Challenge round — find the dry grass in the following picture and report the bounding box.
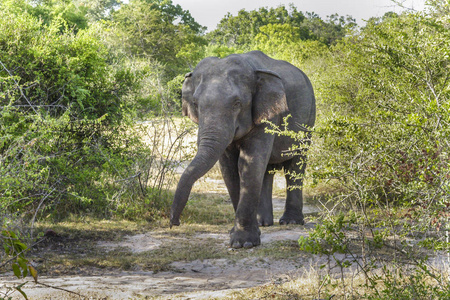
[228,264,450,300]
[32,220,304,275]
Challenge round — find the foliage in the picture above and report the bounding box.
[298,212,358,255]
[0,226,38,300]
[208,4,356,49]
[111,0,207,77]
[254,24,329,65]
[0,0,90,31]
[303,12,357,45]
[0,8,133,122]
[311,8,450,224]
[207,4,307,48]
[0,0,193,224]
[0,4,127,219]
[295,2,450,298]
[427,0,450,22]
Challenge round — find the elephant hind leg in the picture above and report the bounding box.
[279,155,307,225]
[257,169,274,226]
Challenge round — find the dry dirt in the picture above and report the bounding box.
[1,160,328,300]
[1,222,327,300]
[1,191,328,300]
[3,197,448,299]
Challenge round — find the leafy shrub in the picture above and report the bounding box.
[311,8,450,227]
[295,3,450,298]
[0,2,189,222]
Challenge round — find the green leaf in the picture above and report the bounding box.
[18,257,28,277]
[2,230,17,239]
[29,265,38,283]
[12,263,22,278]
[15,282,29,300]
[4,244,11,255]
[14,241,28,253]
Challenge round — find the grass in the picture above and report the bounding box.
[24,141,330,279]
[182,192,235,225]
[29,186,306,276]
[8,166,449,300]
[229,264,450,300]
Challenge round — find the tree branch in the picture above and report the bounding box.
[0,60,38,114]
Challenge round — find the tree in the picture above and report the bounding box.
[294,4,450,297]
[303,12,356,45]
[254,23,328,65]
[24,0,91,30]
[208,4,356,49]
[426,0,450,25]
[207,4,308,48]
[111,0,206,76]
[0,1,142,219]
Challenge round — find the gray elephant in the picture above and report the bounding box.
[170,50,316,249]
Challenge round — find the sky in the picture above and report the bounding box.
[171,0,426,31]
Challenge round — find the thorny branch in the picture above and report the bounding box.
[0,60,38,114]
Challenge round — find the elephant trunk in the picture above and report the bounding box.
[170,132,232,227]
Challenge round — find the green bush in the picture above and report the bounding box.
[311,8,450,222]
[0,2,179,221]
[295,3,450,298]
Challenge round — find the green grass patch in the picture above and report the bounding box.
[181,192,235,225]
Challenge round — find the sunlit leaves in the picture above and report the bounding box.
[1,230,35,281]
[207,4,355,50]
[302,8,450,279]
[111,0,206,76]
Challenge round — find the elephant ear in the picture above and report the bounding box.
[182,72,199,123]
[252,69,288,125]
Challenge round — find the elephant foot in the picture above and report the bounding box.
[257,214,274,227]
[230,226,261,249]
[279,213,305,225]
[169,217,180,228]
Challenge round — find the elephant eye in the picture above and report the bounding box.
[232,100,241,110]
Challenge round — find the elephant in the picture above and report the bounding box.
[170,50,316,249]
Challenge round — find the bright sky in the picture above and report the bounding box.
[171,0,426,31]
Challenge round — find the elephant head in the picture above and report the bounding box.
[170,55,288,227]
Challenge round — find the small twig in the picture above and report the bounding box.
[36,281,88,299]
[95,141,123,178]
[30,184,59,239]
[0,60,38,114]
[137,172,146,197]
[0,105,67,109]
[114,172,142,183]
[0,238,45,269]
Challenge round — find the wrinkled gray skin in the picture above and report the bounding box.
[170,51,316,249]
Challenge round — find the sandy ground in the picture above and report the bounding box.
[1,229,315,300]
[2,196,448,299]
[1,193,327,300]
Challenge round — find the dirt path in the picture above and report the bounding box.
[1,170,328,299]
[1,195,328,299]
[2,230,313,300]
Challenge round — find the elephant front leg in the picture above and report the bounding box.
[230,134,274,249]
[231,179,263,248]
[231,183,263,248]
